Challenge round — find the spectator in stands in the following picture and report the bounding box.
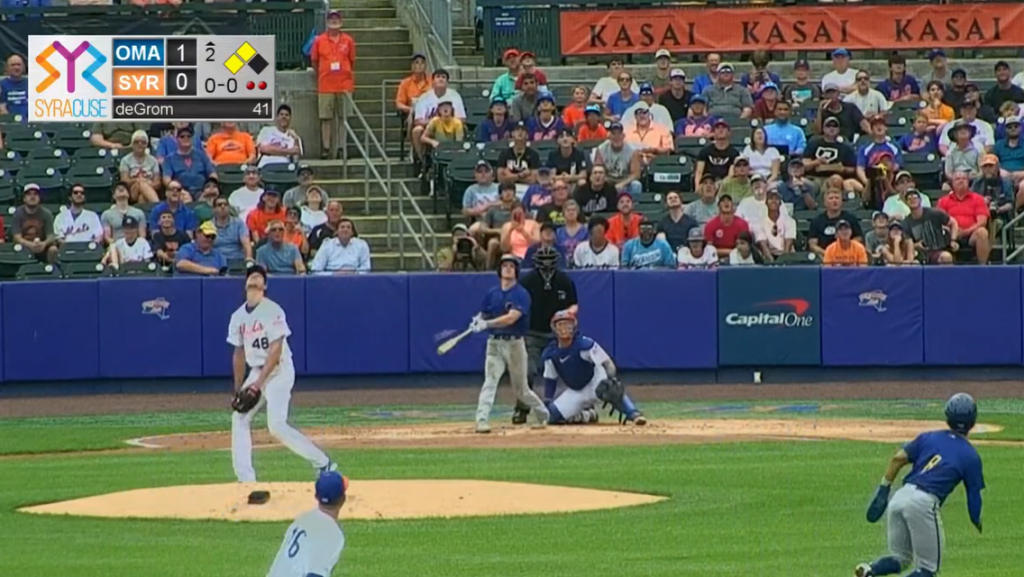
[310,9,356,160]
[606,193,641,248]
[527,94,563,141]
[556,200,588,257]
[102,182,146,243]
[547,129,590,187]
[534,181,569,226]
[939,100,995,156]
[685,175,720,225]
[573,164,617,214]
[438,223,487,272]
[162,126,217,198]
[994,116,1024,180]
[944,122,982,181]
[510,73,543,123]
[475,98,513,143]
[472,183,516,264]
[763,101,806,156]
[523,223,567,268]
[299,186,327,234]
[12,184,57,263]
[206,123,256,166]
[822,48,857,94]
[691,53,721,97]
[174,221,226,275]
[594,123,643,198]
[995,102,1021,140]
[308,200,344,256]
[590,59,637,104]
[900,189,953,263]
[658,69,692,125]
[741,51,781,96]
[695,120,740,183]
[145,182,194,237]
[489,49,521,103]
[516,52,548,92]
[808,189,864,257]
[823,220,868,266]
[751,82,780,122]
[702,63,752,119]
[283,165,314,209]
[90,122,149,150]
[674,95,716,137]
[754,189,796,262]
[985,61,1024,113]
[624,84,672,131]
[521,167,552,215]
[54,184,103,244]
[246,190,287,244]
[0,54,27,119]
[285,206,311,258]
[577,104,608,142]
[677,227,718,269]
[898,114,939,156]
[210,196,253,263]
[857,118,903,200]
[719,157,754,203]
[462,160,500,221]
[500,202,539,259]
[420,100,466,151]
[820,84,870,141]
[561,86,589,132]
[190,178,220,225]
[650,49,673,94]
[228,166,264,222]
[412,70,466,164]
[843,73,889,119]
[972,155,1015,218]
[119,130,161,203]
[154,123,209,163]
[782,59,821,106]
[881,222,917,265]
[655,191,697,253]
[621,218,674,269]
[735,174,784,224]
[704,195,748,258]
[728,231,760,266]
[396,53,430,144]
[605,73,640,122]
[573,215,619,269]
[877,54,921,102]
[777,158,818,210]
[937,171,990,263]
[967,85,999,124]
[942,69,969,112]
[310,218,371,273]
[740,127,781,183]
[256,105,303,168]
[923,82,955,128]
[864,211,891,263]
[498,121,541,191]
[883,172,931,220]
[102,215,152,270]
[255,220,306,275]
[151,210,191,266]
[803,116,859,193]
[926,50,950,85]
[624,104,673,166]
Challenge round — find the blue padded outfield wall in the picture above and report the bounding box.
[1,267,1023,382]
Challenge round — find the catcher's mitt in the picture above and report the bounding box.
[595,378,630,422]
[232,386,262,413]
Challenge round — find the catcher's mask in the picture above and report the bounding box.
[532,245,559,274]
[551,309,577,340]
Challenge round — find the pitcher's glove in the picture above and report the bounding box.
[232,385,262,413]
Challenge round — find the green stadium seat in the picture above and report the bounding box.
[0,151,23,175]
[15,167,65,199]
[58,241,105,264]
[530,139,558,157]
[905,158,942,189]
[62,262,111,279]
[26,148,72,173]
[446,154,485,212]
[54,126,95,152]
[0,244,38,278]
[903,150,939,164]
[774,251,819,266]
[433,141,477,167]
[71,147,120,172]
[16,262,61,281]
[0,169,14,200]
[481,140,511,164]
[217,164,246,188]
[261,163,300,189]
[226,259,253,276]
[4,126,52,155]
[675,136,708,159]
[118,261,163,277]
[65,165,115,200]
[647,155,694,193]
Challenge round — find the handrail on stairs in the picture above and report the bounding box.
[342,93,436,270]
[1001,209,1024,263]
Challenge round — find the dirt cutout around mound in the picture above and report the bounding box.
[130,418,1005,452]
[18,480,667,522]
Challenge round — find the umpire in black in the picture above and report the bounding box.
[511,246,578,424]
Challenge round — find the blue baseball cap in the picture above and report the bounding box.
[927,49,946,60]
[584,104,602,115]
[608,121,624,132]
[316,471,347,505]
[490,97,507,107]
[760,81,778,92]
[689,94,707,105]
[638,82,654,95]
[537,92,555,105]
[832,48,851,58]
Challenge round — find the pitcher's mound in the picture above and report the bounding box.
[19,480,666,522]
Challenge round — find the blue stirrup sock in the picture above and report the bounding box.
[547,403,565,425]
[870,556,905,576]
[621,394,638,417]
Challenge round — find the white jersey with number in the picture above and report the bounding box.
[226,297,294,369]
[266,508,345,577]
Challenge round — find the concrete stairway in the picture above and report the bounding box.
[452,26,483,68]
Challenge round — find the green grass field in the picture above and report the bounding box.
[1,398,1022,577]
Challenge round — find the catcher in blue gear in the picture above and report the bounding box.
[541,310,645,425]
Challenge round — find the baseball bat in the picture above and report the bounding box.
[437,327,474,355]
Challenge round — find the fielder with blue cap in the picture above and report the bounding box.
[853,393,985,577]
[266,471,349,577]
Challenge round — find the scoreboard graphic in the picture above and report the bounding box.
[28,35,276,122]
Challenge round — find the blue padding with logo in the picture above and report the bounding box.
[409,273,498,373]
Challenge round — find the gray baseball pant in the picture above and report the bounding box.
[476,337,548,425]
[887,484,944,573]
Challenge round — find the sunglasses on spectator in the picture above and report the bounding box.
[619,76,631,82]
[215,201,229,207]
[270,226,285,232]
[71,189,85,195]
[169,186,182,192]
[856,76,869,81]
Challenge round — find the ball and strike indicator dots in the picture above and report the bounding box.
[245,81,269,91]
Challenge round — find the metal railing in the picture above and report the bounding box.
[1001,211,1024,263]
[410,0,454,66]
[397,181,438,270]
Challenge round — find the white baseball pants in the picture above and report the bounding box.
[551,374,602,422]
[887,484,945,573]
[231,363,331,482]
[476,337,548,425]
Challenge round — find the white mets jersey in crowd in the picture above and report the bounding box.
[267,509,345,577]
[227,298,294,369]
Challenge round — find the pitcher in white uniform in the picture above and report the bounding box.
[228,265,335,483]
[267,471,347,577]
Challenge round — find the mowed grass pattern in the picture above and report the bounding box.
[1,400,1023,576]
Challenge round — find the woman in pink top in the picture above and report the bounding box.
[500,202,540,258]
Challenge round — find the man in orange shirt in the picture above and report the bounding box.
[823,220,869,266]
[395,53,430,157]
[311,10,357,159]
[606,192,642,247]
[937,170,991,263]
[205,122,256,166]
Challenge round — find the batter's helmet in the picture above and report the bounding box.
[532,246,559,270]
[945,393,977,435]
[498,254,521,277]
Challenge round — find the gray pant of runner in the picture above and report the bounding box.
[887,484,945,573]
[476,337,549,425]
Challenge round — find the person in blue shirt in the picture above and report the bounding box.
[174,221,228,275]
[527,93,564,141]
[149,181,198,234]
[897,114,939,156]
[605,74,639,121]
[691,53,721,96]
[993,116,1024,176]
[469,255,550,433]
[857,119,903,176]
[0,54,28,119]
[541,309,645,426]
[855,393,984,577]
[621,219,674,269]
[162,126,218,197]
[763,101,806,155]
[877,54,921,102]
[675,95,718,137]
[475,98,514,142]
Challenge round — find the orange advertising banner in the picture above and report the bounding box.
[559,3,1024,55]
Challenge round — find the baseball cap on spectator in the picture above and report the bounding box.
[905,189,921,199]
[521,51,536,61]
[716,63,734,74]
[537,166,553,176]
[327,10,342,18]
[981,154,999,167]
[475,159,492,171]
[537,93,555,105]
[869,115,886,125]
[788,158,804,168]
[964,84,980,96]
[197,221,218,237]
[872,211,888,222]
[832,48,851,58]
[655,48,671,59]
[823,116,841,127]
[502,48,520,60]
[952,68,967,79]
[928,49,946,61]
[513,120,528,131]
[836,219,852,230]
[823,83,840,94]
[584,104,602,117]
[733,157,749,166]
[633,102,651,115]
[452,223,469,234]
[260,189,280,201]
[1006,116,1022,126]
[895,170,913,182]
[608,121,624,132]
[123,215,140,228]
[638,82,654,95]
[718,194,734,204]
[767,189,781,199]
[432,69,449,80]
[888,221,904,232]
[713,118,730,129]
[687,228,705,243]
[689,94,708,105]
[670,68,686,80]
[297,164,313,176]
[794,59,810,70]
[177,125,194,137]
[760,81,778,92]
[750,173,765,183]
[617,191,632,201]
[699,173,716,184]
[22,183,40,194]
[490,97,507,108]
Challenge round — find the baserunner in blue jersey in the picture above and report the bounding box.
[854,393,985,577]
